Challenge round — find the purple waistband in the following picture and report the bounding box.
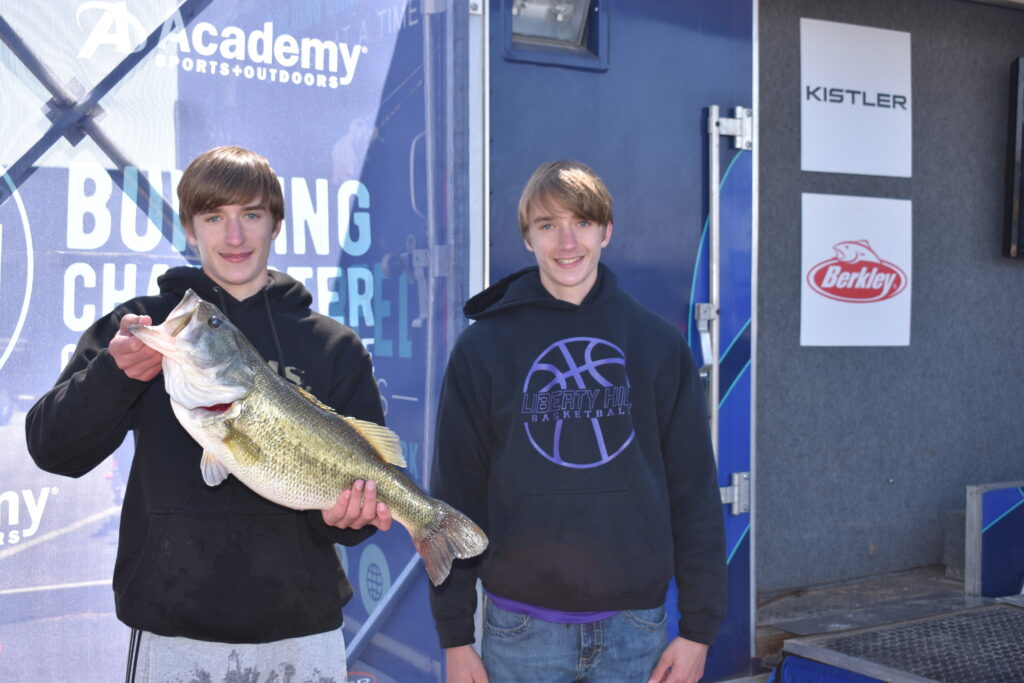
[486,591,619,624]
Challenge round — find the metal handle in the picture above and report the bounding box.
[703,105,724,461]
[703,105,753,464]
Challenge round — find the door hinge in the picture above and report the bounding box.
[712,107,753,151]
[720,471,750,515]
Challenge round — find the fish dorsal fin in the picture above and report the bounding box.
[201,451,231,486]
[292,384,337,413]
[289,383,406,468]
[344,416,407,468]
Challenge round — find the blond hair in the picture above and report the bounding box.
[517,160,613,238]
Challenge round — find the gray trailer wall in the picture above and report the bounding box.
[758,0,1024,593]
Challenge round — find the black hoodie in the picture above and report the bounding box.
[25,266,384,643]
[429,264,726,648]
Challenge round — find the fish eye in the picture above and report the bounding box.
[208,316,223,329]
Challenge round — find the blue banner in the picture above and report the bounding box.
[1,1,464,680]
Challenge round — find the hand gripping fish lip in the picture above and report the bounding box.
[127,289,203,354]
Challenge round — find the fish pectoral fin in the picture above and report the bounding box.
[343,417,406,468]
[200,451,231,486]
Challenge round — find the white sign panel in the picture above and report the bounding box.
[801,18,912,177]
[801,193,912,346]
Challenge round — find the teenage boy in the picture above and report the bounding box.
[429,160,726,683]
[26,146,391,681]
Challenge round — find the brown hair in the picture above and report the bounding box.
[177,146,284,227]
[517,160,613,238]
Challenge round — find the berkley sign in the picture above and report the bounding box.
[806,240,907,303]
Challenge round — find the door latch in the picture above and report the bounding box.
[720,471,750,515]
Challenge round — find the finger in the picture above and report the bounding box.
[118,314,140,335]
[322,489,350,526]
[120,314,154,339]
[124,359,160,381]
[343,480,367,527]
[359,480,379,522]
[374,502,392,531]
[647,658,670,683]
[123,346,163,373]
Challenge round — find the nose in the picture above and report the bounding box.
[224,214,245,246]
[557,224,578,248]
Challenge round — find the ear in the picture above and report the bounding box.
[184,223,197,246]
[272,220,283,240]
[523,234,534,252]
[600,221,613,247]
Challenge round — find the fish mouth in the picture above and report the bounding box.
[165,308,196,337]
[165,289,203,336]
[128,289,203,353]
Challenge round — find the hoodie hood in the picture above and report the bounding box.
[156,266,313,312]
[464,263,617,320]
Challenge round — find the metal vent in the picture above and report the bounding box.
[786,605,1024,682]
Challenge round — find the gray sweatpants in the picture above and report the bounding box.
[125,626,346,682]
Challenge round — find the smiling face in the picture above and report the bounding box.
[185,197,281,302]
[524,198,612,305]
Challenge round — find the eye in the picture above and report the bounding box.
[577,220,590,227]
[208,316,223,329]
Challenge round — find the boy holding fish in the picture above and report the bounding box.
[429,160,727,682]
[26,146,392,681]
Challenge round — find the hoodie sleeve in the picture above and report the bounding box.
[305,347,386,546]
[25,307,154,477]
[428,352,491,649]
[661,336,727,646]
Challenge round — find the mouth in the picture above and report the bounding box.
[555,256,584,266]
[220,251,252,263]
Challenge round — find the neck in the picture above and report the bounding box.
[205,271,268,301]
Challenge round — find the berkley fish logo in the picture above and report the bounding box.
[807,240,907,303]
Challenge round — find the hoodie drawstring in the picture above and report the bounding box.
[263,290,286,378]
[210,285,286,379]
[214,287,229,322]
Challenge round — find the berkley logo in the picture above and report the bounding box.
[807,240,907,303]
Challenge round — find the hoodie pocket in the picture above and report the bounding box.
[484,490,671,605]
[117,511,339,641]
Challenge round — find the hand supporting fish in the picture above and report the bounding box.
[322,478,393,532]
[129,289,488,586]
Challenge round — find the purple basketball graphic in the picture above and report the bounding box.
[521,337,634,469]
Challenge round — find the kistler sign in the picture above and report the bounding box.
[800,18,912,177]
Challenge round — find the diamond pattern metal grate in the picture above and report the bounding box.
[808,605,1024,682]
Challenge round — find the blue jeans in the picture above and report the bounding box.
[481,598,669,682]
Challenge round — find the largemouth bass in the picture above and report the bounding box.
[129,289,487,586]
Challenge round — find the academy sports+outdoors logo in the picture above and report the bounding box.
[75,1,367,89]
[521,337,634,470]
[806,240,907,303]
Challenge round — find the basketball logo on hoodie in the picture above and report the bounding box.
[521,337,634,469]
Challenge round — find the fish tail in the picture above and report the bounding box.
[413,502,488,587]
